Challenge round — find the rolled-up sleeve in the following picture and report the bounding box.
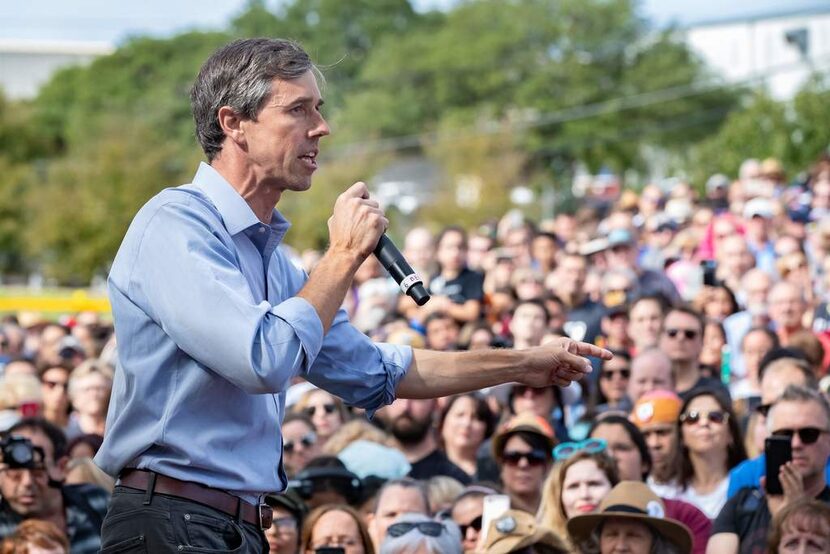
[304,309,412,416]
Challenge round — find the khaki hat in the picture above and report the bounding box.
[567,481,692,553]
[491,413,556,460]
[482,509,567,553]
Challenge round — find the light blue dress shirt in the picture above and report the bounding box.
[94,163,412,502]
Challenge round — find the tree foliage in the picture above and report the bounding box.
[2,0,820,283]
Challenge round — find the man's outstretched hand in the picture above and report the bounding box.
[521,338,613,388]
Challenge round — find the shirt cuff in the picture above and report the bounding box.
[271,296,324,370]
[364,342,412,419]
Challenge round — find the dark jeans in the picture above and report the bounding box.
[100,485,268,553]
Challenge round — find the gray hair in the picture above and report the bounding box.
[380,513,462,554]
[768,384,830,431]
[374,478,431,516]
[190,38,318,161]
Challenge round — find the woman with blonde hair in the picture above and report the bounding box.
[293,388,350,446]
[538,445,619,545]
[301,504,374,554]
[66,359,113,440]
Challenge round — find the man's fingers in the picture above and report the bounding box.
[558,350,593,375]
[570,341,613,360]
[343,181,369,199]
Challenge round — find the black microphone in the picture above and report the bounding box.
[374,234,430,306]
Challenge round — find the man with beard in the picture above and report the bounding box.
[375,398,470,484]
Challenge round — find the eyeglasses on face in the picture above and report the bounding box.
[304,403,337,418]
[601,368,631,380]
[772,427,829,445]
[458,515,482,537]
[283,432,316,454]
[271,516,297,531]
[665,328,698,340]
[501,449,549,467]
[679,410,728,426]
[387,521,446,539]
[552,438,607,461]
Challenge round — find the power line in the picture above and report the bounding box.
[323,54,830,160]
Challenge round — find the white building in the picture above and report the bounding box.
[683,5,830,99]
[0,39,113,99]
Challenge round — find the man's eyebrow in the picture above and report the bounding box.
[273,96,325,108]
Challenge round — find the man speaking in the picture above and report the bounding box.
[94,38,610,553]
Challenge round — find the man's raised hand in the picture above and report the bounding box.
[522,338,612,388]
[327,182,388,263]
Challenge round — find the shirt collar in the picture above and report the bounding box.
[191,162,291,240]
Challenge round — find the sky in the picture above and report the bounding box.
[0,0,828,44]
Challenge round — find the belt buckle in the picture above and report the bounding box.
[258,503,273,530]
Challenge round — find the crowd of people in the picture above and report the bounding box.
[1,153,830,553]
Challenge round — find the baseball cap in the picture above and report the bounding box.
[491,413,556,459]
[705,173,730,193]
[607,228,635,248]
[743,197,774,220]
[630,390,682,429]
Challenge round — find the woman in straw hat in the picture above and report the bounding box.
[567,481,693,554]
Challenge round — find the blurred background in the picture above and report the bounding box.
[1,0,829,293]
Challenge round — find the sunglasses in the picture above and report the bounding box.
[387,521,446,539]
[601,368,630,380]
[304,403,337,418]
[458,515,482,537]
[284,432,316,454]
[679,410,728,426]
[552,438,607,461]
[772,427,829,445]
[501,449,549,467]
[665,328,698,340]
[755,403,773,417]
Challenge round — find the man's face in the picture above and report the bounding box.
[758,366,809,432]
[510,304,547,347]
[742,271,772,308]
[531,236,557,268]
[659,312,702,364]
[511,386,555,418]
[768,285,805,329]
[40,367,70,414]
[425,317,458,351]
[769,400,830,481]
[641,423,678,472]
[378,398,435,446]
[403,229,434,271]
[236,71,330,194]
[627,354,673,403]
[741,330,775,380]
[0,429,61,518]
[436,231,466,272]
[369,485,429,548]
[557,256,586,297]
[628,300,663,349]
[719,236,754,278]
[605,243,636,270]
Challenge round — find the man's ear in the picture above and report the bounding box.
[54,455,69,480]
[217,106,246,147]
